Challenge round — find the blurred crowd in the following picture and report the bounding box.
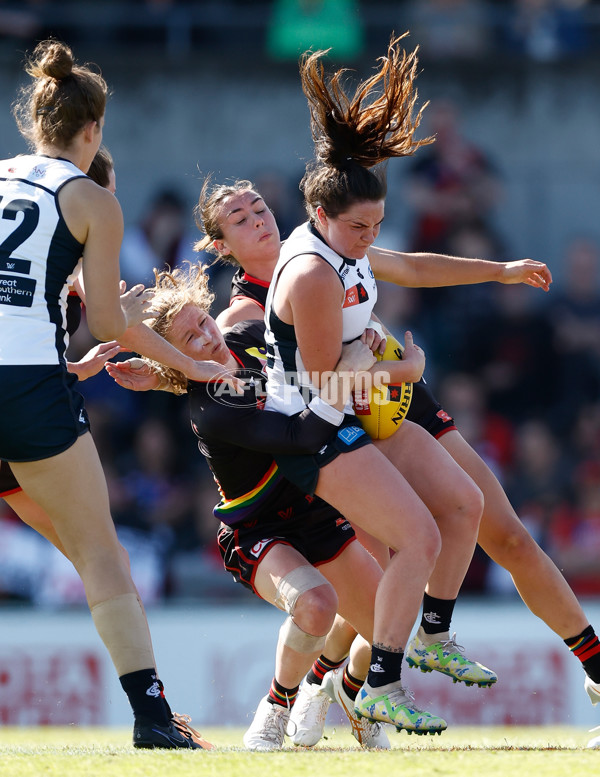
[2,2,600,606]
[1,1,600,63]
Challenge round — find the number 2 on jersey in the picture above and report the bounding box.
[0,196,39,274]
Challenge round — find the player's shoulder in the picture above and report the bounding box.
[217,297,264,329]
[225,319,266,348]
[60,177,122,238]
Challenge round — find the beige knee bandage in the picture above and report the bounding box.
[274,565,328,615]
[279,616,327,654]
[90,592,155,676]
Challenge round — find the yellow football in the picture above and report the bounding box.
[352,333,413,439]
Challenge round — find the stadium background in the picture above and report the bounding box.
[1,0,600,728]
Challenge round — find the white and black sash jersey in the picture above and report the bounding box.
[0,155,87,365]
[229,267,269,312]
[229,235,457,440]
[0,286,83,491]
[187,319,344,526]
[264,221,377,417]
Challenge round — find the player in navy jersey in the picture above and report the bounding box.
[0,40,213,750]
[1,147,236,554]
[0,145,126,549]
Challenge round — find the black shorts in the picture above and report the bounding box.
[0,365,90,462]
[406,379,456,439]
[217,500,356,596]
[0,460,21,497]
[274,414,372,495]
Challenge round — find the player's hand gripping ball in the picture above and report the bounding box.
[352,333,413,439]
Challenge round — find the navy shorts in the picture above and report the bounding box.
[406,379,456,439]
[0,365,90,462]
[217,499,356,596]
[0,460,21,497]
[274,413,372,495]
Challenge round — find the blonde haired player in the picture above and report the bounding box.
[192,161,599,745]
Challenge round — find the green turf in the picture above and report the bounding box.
[0,726,596,777]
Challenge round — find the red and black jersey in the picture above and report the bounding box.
[187,320,339,527]
[229,267,269,312]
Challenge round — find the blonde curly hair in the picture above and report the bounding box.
[143,262,215,394]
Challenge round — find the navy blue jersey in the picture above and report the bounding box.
[0,155,85,365]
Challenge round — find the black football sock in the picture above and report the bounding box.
[268,677,299,708]
[342,667,363,701]
[366,645,404,688]
[420,593,456,636]
[565,625,600,683]
[306,654,347,686]
[120,668,170,724]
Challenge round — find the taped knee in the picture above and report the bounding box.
[274,565,329,616]
[279,616,327,654]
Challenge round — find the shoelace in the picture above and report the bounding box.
[439,633,465,653]
[362,718,385,738]
[261,704,291,744]
[172,712,215,750]
[386,685,414,706]
[385,685,431,716]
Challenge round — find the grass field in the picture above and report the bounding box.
[0,726,597,777]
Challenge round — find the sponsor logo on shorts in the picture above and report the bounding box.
[436,409,453,424]
[250,538,271,558]
[337,425,365,445]
[335,517,352,530]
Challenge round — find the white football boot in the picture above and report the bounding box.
[322,665,390,749]
[243,696,290,751]
[585,674,600,706]
[288,679,332,747]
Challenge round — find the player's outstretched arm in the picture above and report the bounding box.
[369,245,552,291]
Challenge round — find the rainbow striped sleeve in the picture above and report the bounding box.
[214,461,283,524]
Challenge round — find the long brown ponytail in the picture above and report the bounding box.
[299,33,434,220]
